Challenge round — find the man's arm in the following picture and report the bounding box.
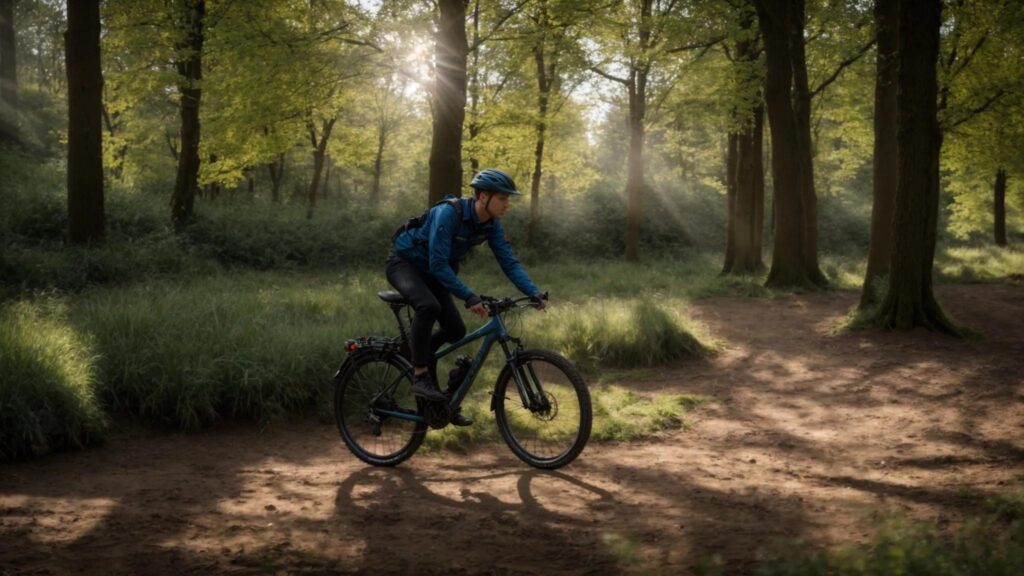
[427,205,479,305]
[487,219,541,297]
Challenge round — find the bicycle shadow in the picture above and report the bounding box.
[331,464,622,574]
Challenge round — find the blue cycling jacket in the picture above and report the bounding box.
[393,196,540,304]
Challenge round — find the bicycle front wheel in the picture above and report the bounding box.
[494,349,592,469]
[335,351,426,467]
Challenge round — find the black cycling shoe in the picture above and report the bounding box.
[411,373,447,402]
[450,407,474,427]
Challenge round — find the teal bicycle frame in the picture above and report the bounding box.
[371,308,540,424]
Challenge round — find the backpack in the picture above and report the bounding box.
[391,196,463,243]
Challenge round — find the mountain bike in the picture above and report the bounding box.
[333,291,591,470]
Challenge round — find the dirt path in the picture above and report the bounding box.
[2,283,1023,575]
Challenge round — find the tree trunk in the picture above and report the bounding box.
[528,11,556,249]
[752,104,765,265]
[994,167,1007,246]
[723,9,765,275]
[860,0,900,308]
[0,0,18,146]
[307,117,336,218]
[788,0,827,286]
[171,0,205,227]
[372,126,386,205]
[755,0,813,288]
[466,0,480,174]
[733,105,766,272]
[65,0,104,245]
[428,0,468,205]
[268,154,284,203]
[873,0,957,335]
[624,72,646,262]
[723,131,738,273]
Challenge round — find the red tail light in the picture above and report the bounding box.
[345,341,358,352]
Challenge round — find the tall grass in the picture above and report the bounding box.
[0,300,108,459]
[59,268,716,431]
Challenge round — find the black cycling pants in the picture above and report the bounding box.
[385,254,467,369]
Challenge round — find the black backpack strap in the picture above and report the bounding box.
[392,197,464,243]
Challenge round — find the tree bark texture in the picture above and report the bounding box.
[307,117,336,218]
[0,0,17,146]
[428,0,468,205]
[727,105,766,273]
[873,0,957,334]
[754,0,815,287]
[65,0,105,245]
[787,0,826,286]
[171,0,205,227]
[860,0,899,308]
[994,167,1007,246]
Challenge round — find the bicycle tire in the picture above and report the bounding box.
[335,351,426,467]
[494,349,592,469]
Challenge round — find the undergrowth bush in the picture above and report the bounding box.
[0,300,108,460]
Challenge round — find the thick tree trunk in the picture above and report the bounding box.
[755,0,813,288]
[723,10,765,275]
[733,105,766,272]
[307,117,336,218]
[65,0,104,245]
[873,0,957,335]
[860,0,900,308]
[624,73,646,262]
[788,0,827,286]
[171,0,205,227]
[0,0,18,146]
[428,0,468,205]
[994,168,1007,246]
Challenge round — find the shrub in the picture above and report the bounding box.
[521,299,716,373]
[0,300,108,460]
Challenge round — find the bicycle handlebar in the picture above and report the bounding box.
[481,291,548,315]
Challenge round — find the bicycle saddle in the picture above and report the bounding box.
[377,291,408,305]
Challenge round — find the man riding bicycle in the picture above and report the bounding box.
[386,168,546,427]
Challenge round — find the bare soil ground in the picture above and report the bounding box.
[2,283,1023,575]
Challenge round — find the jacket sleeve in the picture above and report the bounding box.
[427,205,476,302]
[488,219,540,296]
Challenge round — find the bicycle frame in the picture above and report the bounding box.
[371,311,521,424]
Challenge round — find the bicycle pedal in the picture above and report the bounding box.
[423,401,451,430]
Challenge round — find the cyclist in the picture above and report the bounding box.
[386,168,546,426]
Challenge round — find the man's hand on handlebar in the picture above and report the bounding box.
[530,291,548,312]
[469,302,488,318]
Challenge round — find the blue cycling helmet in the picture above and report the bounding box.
[470,168,521,195]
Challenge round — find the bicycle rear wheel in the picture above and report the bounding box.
[335,351,426,466]
[494,349,591,469]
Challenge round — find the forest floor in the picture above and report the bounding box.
[2,282,1023,575]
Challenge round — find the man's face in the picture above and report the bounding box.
[482,192,511,218]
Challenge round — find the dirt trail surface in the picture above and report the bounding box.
[3,283,1024,575]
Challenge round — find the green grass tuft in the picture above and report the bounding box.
[0,300,109,460]
[742,490,1024,576]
